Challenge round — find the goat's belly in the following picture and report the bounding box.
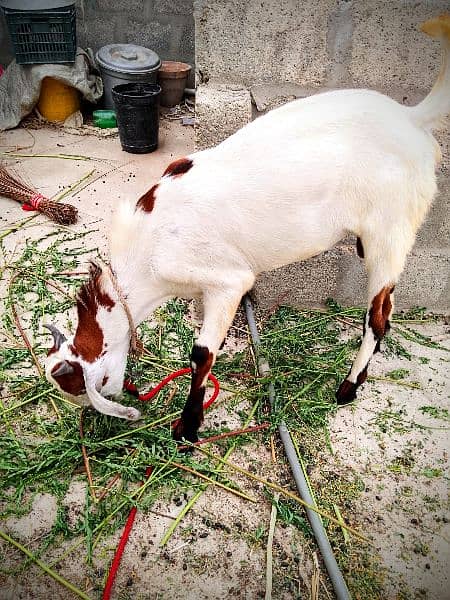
[230,216,346,274]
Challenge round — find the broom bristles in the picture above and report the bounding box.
[0,165,78,225]
[39,199,78,225]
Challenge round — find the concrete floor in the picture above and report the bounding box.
[0,120,194,256]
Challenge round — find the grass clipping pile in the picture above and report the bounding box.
[0,229,446,598]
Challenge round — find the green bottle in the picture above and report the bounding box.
[93,110,117,128]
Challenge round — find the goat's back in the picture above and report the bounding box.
[114,88,439,277]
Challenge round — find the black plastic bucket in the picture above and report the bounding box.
[111,82,161,153]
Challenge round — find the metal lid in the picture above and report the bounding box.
[96,44,161,75]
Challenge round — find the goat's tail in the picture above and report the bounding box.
[409,14,450,130]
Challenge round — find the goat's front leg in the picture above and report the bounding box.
[173,283,252,443]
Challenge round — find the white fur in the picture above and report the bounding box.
[46,18,449,418]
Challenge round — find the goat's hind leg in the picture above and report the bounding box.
[336,236,406,405]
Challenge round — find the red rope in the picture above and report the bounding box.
[102,465,153,600]
[102,368,220,600]
[22,193,45,212]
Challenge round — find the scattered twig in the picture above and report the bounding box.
[55,271,89,277]
[310,552,320,600]
[320,578,333,600]
[8,272,60,418]
[0,388,52,417]
[160,400,261,546]
[368,375,421,389]
[1,152,91,161]
[80,410,97,503]
[149,509,177,521]
[5,265,71,298]
[265,503,277,600]
[8,275,43,378]
[169,461,256,503]
[178,423,269,450]
[167,541,189,554]
[333,504,350,544]
[195,446,368,541]
[164,383,178,407]
[160,489,203,547]
[1,128,36,153]
[270,435,276,463]
[0,530,92,600]
[53,169,95,202]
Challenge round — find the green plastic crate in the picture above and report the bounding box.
[3,5,76,64]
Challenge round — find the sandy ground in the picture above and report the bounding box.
[0,121,449,600]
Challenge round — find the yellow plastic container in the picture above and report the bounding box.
[37,77,80,122]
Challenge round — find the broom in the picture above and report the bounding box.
[0,166,78,225]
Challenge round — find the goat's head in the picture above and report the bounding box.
[44,262,140,421]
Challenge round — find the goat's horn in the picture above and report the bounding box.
[44,324,67,350]
[51,361,74,378]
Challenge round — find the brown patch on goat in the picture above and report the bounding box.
[69,344,79,357]
[356,237,364,258]
[136,184,158,213]
[102,375,109,388]
[368,286,394,339]
[51,361,85,396]
[73,263,113,362]
[173,345,214,443]
[163,157,193,178]
[47,345,57,356]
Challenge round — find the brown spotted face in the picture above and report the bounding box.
[45,330,89,403]
[44,262,116,404]
[44,262,141,421]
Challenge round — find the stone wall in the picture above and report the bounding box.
[0,0,194,85]
[194,0,450,312]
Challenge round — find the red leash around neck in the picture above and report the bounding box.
[102,368,220,600]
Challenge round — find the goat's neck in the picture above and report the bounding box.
[102,262,170,347]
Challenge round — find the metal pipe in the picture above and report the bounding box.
[184,87,196,96]
[243,294,351,600]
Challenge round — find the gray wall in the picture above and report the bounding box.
[0,9,14,67]
[1,1,194,85]
[194,0,450,311]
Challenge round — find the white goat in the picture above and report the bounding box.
[45,15,450,442]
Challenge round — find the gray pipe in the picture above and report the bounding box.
[243,295,351,600]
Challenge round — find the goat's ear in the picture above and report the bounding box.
[51,361,74,378]
[44,324,67,350]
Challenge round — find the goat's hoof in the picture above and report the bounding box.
[336,380,358,405]
[172,419,199,446]
[126,407,141,421]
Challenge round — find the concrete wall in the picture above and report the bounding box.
[0,10,13,67]
[194,0,450,312]
[0,1,194,85]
